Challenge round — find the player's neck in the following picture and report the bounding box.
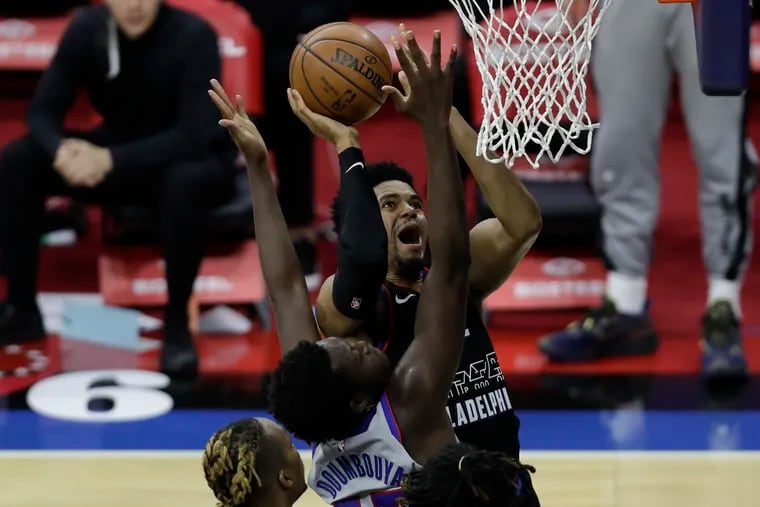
[253,489,292,507]
[386,271,423,290]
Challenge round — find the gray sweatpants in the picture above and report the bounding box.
[590,0,756,281]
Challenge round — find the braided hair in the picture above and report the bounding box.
[203,418,266,507]
[401,443,536,507]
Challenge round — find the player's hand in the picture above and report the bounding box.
[382,26,457,130]
[53,139,81,173]
[208,78,267,164]
[55,139,112,188]
[287,88,359,152]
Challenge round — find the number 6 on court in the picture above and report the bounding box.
[26,370,174,423]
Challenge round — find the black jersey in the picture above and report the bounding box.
[367,271,522,459]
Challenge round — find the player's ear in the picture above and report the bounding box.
[278,468,294,489]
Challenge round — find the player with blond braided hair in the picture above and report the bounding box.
[203,417,306,507]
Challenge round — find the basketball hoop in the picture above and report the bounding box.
[448,0,612,168]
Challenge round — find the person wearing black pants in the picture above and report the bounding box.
[236,0,351,285]
[0,1,237,377]
[261,43,319,279]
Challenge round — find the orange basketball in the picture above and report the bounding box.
[289,22,394,125]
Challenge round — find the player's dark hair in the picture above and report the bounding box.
[331,161,417,233]
[203,418,270,507]
[267,340,361,443]
[401,443,536,507]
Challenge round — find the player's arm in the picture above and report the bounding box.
[288,92,389,337]
[384,30,468,452]
[449,107,542,304]
[210,81,319,354]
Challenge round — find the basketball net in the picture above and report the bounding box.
[448,0,612,168]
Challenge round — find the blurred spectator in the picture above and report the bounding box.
[0,0,237,378]
[538,0,756,378]
[235,0,351,288]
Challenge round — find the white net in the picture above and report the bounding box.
[448,0,612,168]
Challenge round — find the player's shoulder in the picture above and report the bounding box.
[165,4,218,41]
[65,5,109,34]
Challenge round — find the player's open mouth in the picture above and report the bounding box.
[397,224,422,246]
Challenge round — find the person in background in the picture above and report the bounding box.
[235,0,351,288]
[0,0,237,378]
[540,0,756,378]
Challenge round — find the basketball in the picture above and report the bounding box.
[289,22,393,125]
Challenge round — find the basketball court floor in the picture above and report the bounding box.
[2,408,759,507]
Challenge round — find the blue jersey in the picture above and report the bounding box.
[309,393,420,506]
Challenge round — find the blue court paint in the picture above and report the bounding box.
[1,410,760,451]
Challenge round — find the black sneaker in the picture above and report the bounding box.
[0,302,46,346]
[160,326,199,380]
[701,300,747,379]
[538,298,659,362]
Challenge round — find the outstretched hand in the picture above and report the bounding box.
[382,25,457,129]
[208,78,267,164]
[287,88,359,151]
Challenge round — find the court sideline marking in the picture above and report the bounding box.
[1,450,759,460]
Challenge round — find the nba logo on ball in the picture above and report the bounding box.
[289,22,393,126]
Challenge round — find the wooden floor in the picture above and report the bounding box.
[1,452,757,507]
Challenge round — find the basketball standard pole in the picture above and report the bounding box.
[658,0,751,96]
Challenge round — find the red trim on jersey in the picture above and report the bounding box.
[384,394,404,444]
[333,487,404,507]
[369,487,404,507]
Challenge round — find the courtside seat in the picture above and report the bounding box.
[102,169,253,245]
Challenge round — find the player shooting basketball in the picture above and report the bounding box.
[208,27,534,507]
[286,23,542,503]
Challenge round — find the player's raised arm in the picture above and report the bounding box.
[448,107,542,304]
[209,80,319,353]
[287,91,388,337]
[383,29,469,448]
